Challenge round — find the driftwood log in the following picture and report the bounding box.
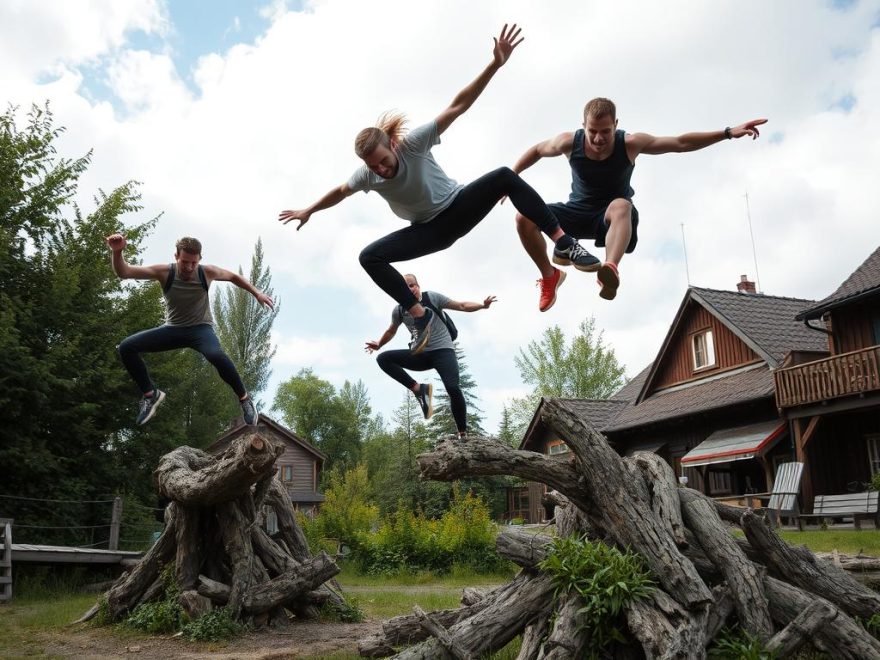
[78,433,345,629]
[360,399,880,658]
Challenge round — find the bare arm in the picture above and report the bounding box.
[278,183,354,231]
[627,118,768,158]
[444,295,497,313]
[512,132,575,174]
[105,234,168,282]
[203,264,275,310]
[365,322,401,354]
[435,24,524,135]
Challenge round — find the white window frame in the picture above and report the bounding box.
[548,442,569,455]
[692,330,716,371]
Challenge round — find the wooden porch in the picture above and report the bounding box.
[774,345,880,408]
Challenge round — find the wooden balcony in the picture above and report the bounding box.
[774,345,880,408]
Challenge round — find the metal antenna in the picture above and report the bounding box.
[744,191,762,293]
[680,223,691,286]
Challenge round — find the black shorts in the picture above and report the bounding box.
[548,201,639,253]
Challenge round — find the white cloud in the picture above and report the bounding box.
[4,0,879,433]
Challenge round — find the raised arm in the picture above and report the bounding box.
[627,118,768,158]
[513,132,575,174]
[278,183,354,231]
[203,264,275,310]
[434,23,524,136]
[445,295,497,313]
[105,234,168,282]
[365,321,401,354]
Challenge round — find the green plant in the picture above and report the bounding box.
[708,626,776,659]
[181,606,245,642]
[538,536,654,657]
[124,563,183,634]
[320,596,366,623]
[870,473,880,492]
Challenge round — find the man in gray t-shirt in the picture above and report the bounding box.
[365,273,496,438]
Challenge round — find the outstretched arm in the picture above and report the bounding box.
[434,23,524,136]
[628,118,768,158]
[365,322,401,354]
[278,183,354,231]
[445,295,497,313]
[105,234,168,282]
[204,264,275,310]
[513,132,575,174]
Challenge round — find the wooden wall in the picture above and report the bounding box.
[831,301,880,355]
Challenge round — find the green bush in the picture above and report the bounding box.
[124,564,183,634]
[538,536,655,657]
[181,606,245,642]
[304,463,379,552]
[708,627,776,659]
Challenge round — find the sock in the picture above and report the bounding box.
[554,235,575,250]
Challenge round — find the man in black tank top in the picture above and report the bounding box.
[106,234,274,427]
[511,97,766,307]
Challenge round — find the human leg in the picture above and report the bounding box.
[190,325,259,424]
[118,325,185,394]
[603,199,633,266]
[376,350,434,419]
[431,349,467,435]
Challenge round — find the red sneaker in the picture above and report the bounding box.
[537,268,566,312]
[597,262,620,300]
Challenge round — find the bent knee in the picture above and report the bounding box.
[607,198,633,219]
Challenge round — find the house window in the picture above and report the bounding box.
[692,330,716,370]
[548,441,569,455]
[282,465,293,482]
[871,311,880,345]
[867,434,880,476]
[708,470,733,495]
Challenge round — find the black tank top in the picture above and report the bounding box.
[567,128,635,209]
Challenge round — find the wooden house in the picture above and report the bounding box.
[210,415,326,515]
[509,276,829,523]
[772,246,880,509]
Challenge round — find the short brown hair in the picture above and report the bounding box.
[175,237,202,256]
[355,111,408,159]
[583,97,617,122]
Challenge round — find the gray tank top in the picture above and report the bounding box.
[162,264,213,326]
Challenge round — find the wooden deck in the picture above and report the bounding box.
[774,345,880,408]
[11,543,141,566]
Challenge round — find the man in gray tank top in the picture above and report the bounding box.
[106,234,274,426]
[511,97,766,307]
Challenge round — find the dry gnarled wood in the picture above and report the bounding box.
[80,434,346,633]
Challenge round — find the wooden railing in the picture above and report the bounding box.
[774,345,880,408]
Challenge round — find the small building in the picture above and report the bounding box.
[210,415,326,515]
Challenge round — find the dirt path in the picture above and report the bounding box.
[36,619,381,659]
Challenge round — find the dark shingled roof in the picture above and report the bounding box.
[690,288,826,366]
[518,397,629,449]
[606,364,775,432]
[796,245,880,320]
[611,365,651,403]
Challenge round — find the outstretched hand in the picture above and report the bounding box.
[105,233,127,251]
[278,209,311,230]
[730,118,768,140]
[492,23,524,68]
[483,295,497,308]
[365,340,380,354]
[256,292,275,311]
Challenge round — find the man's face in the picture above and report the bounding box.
[363,143,399,179]
[175,250,201,280]
[584,114,617,155]
[405,276,421,300]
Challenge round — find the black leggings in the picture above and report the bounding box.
[118,323,246,398]
[359,167,560,309]
[376,348,467,433]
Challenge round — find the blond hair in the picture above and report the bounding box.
[175,237,202,256]
[354,111,408,159]
[583,97,617,122]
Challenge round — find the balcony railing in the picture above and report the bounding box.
[774,345,880,408]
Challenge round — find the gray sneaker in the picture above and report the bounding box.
[241,396,259,426]
[553,239,601,272]
[136,390,166,425]
[410,308,434,355]
[414,383,433,420]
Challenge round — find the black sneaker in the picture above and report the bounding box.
[414,383,433,420]
[553,239,601,272]
[410,308,433,355]
[241,396,259,426]
[136,390,166,425]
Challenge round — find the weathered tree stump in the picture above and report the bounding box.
[79,433,345,630]
[362,399,880,658]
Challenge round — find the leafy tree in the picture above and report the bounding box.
[212,237,278,404]
[427,344,486,437]
[312,463,378,547]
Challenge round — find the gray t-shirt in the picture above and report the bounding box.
[392,291,455,352]
[163,264,213,327]
[347,121,463,224]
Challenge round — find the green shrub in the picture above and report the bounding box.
[124,564,183,634]
[181,606,245,642]
[708,627,776,659]
[870,473,880,492]
[320,596,366,623]
[538,536,655,657]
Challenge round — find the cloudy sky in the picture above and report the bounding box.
[3,0,878,433]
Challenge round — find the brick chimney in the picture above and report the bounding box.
[737,274,756,294]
